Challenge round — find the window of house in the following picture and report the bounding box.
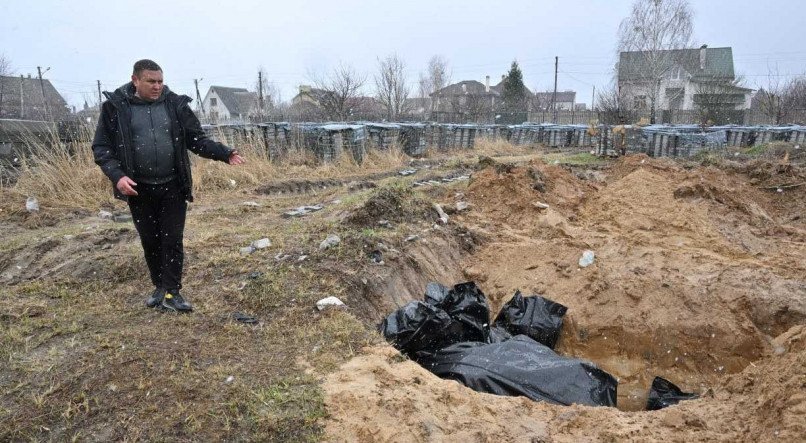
[669,67,683,81]
[210,97,217,106]
[633,95,647,110]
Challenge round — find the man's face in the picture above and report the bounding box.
[131,69,164,101]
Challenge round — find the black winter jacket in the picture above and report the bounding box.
[92,83,233,202]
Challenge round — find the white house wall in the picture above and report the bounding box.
[201,89,231,121]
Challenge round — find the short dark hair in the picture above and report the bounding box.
[133,59,162,77]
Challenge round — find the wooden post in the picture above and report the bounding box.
[19,75,24,119]
[194,79,205,114]
[552,56,558,123]
[37,66,51,121]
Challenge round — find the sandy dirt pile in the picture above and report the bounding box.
[324,326,803,442]
[324,154,805,440]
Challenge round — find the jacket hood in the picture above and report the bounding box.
[111,82,172,104]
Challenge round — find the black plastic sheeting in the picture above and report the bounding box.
[493,290,567,349]
[421,335,617,407]
[646,376,699,411]
[380,281,617,407]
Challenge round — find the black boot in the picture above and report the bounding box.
[146,287,166,308]
[161,291,193,313]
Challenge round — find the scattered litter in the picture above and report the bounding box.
[228,179,237,188]
[369,250,384,264]
[646,376,699,411]
[297,255,308,262]
[232,312,259,325]
[274,252,291,261]
[378,219,391,227]
[25,197,39,212]
[98,210,114,220]
[380,281,617,407]
[240,246,255,256]
[533,202,550,210]
[247,271,262,279]
[113,214,132,223]
[404,234,420,242]
[319,234,341,250]
[413,175,471,187]
[316,296,345,310]
[242,201,261,207]
[579,250,596,268]
[456,201,469,212]
[225,375,235,384]
[433,203,449,224]
[283,204,324,218]
[399,168,417,176]
[251,238,271,249]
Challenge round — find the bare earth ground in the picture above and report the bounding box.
[1,147,804,442]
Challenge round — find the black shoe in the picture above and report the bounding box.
[146,287,166,308]
[161,291,193,313]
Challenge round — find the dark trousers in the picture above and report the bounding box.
[127,179,187,292]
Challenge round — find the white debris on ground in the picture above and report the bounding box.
[316,296,346,310]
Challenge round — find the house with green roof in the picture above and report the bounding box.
[617,45,752,113]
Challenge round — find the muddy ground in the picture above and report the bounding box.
[1,150,804,441]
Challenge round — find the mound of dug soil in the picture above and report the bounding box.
[345,186,434,227]
[325,326,804,442]
[327,153,805,440]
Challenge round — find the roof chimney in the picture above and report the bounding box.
[485,75,490,93]
[700,44,707,70]
[501,74,506,82]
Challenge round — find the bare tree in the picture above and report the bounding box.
[595,83,635,125]
[427,56,449,93]
[617,0,694,123]
[418,55,450,116]
[374,53,411,121]
[692,74,748,126]
[311,63,367,121]
[756,67,806,124]
[0,54,10,117]
[0,54,9,76]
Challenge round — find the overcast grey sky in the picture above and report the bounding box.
[2,0,804,109]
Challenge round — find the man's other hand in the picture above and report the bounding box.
[228,150,245,166]
[116,176,139,196]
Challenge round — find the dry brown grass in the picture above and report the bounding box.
[1,130,412,213]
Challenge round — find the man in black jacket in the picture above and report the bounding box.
[92,59,244,313]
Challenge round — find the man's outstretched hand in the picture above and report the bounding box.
[228,150,245,165]
[116,176,138,196]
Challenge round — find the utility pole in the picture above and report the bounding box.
[37,66,51,121]
[97,80,103,105]
[19,75,24,119]
[257,70,265,118]
[591,86,595,111]
[194,78,205,114]
[552,56,558,123]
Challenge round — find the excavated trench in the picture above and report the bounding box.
[345,154,806,413]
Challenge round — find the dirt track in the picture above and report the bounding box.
[325,154,806,441]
